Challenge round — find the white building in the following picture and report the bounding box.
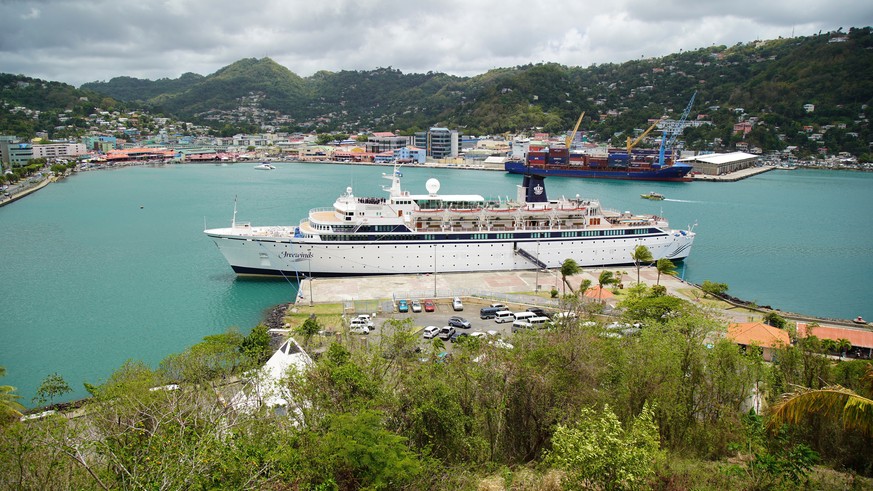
[32,142,87,159]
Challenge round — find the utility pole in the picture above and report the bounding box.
[308,247,314,307]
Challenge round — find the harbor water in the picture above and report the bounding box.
[1,163,871,405]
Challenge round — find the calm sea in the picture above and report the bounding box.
[1,163,871,405]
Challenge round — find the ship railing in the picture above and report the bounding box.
[309,207,335,215]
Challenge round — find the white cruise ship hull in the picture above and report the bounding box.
[205,228,694,277]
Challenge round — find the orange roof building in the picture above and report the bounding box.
[727,322,791,361]
[583,285,614,301]
[796,322,873,358]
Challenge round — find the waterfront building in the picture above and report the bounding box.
[393,146,426,163]
[32,142,87,160]
[678,151,758,176]
[0,136,34,167]
[414,127,461,159]
[365,132,411,154]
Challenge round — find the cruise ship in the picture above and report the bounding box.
[204,166,695,277]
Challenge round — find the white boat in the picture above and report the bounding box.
[204,165,696,277]
[254,163,276,170]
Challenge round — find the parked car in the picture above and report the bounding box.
[411,301,422,313]
[452,297,463,311]
[349,324,370,335]
[353,314,375,328]
[448,316,471,329]
[490,303,508,310]
[493,310,514,323]
[479,307,503,319]
[438,326,456,340]
[526,307,548,318]
[450,331,470,343]
[422,326,440,339]
[398,299,409,312]
[423,299,435,312]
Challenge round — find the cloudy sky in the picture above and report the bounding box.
[1,0,871,87]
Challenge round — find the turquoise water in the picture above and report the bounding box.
[1,163,871,405]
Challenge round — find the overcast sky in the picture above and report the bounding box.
[1,0,871,87]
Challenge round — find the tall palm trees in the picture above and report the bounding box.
[560,258,580,296]
[631,245,653,284]
[0,366,24,422]
[655,258,677,285]
[597,270,615,303]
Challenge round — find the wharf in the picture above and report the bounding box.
[297,266,872,330]
[692,166,775,182]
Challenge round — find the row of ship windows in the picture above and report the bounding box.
[320,228,659,241]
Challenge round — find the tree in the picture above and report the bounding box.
[296,316,321,348]
[768,385,873,436]
[598,270,615,302]
[762,311,787,329]
[560,258,580,296]
[701,280,729,298]
[655,258,677,285]
[547,403,662,490]
[0,366,25,422]
[33,373,72,407]
[631,245,653,284]
[240,323,272,366]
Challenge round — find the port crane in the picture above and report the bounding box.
[564,111,585,148]
[658,91,697,165]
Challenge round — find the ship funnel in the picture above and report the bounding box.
[524,174,548,203]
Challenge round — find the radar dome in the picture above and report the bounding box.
[425,178,440,194]
[346,186,353,195]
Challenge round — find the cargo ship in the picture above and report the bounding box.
[505,146,693,182]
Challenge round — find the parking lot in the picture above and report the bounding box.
[360,297,530,353]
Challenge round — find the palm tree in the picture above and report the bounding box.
[597,270,615,303]
[836,339,852,358]
[768,385,873,436]
[560,258,580,296]
[631,245,653,284]
[655,258,677,285]
[0,366,25,422]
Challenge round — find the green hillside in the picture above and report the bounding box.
[0,74,123,139]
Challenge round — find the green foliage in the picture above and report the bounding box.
[305,410,420,490]
[728,411,819,490]
[701,280,729,298]
[655,258,677,285]
[158,328,245,384]
[559,258,580,296]
[547,403,663,490]
[550,288,559,298]
[762,311,787,329]
[631,245,653,284]
[296,315,322,348]
[32,372,72,407]
[240,323,273,365]
[619,288,690,323]
[0,366,25,423]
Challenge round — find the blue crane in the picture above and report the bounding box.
[658,91,697,166]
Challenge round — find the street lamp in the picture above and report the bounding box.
[308,246,314,307]
[535,240,540,291]
[433,244,437,297]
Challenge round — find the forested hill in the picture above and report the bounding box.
[77,28,872,156]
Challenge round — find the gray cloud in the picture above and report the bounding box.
[0,0,870,86]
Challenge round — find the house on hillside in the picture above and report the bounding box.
[727,322,791,361]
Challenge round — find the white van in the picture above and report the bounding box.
[512,311,537,323]
[511,316,551,333]
[493,310,514,323]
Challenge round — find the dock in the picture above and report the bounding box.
[691,166,775,182]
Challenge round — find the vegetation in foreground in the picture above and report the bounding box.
[2,285,872,490]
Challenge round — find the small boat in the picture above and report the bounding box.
[254,163,276,170]
[853,316,867,325]
[641,192,665,200]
